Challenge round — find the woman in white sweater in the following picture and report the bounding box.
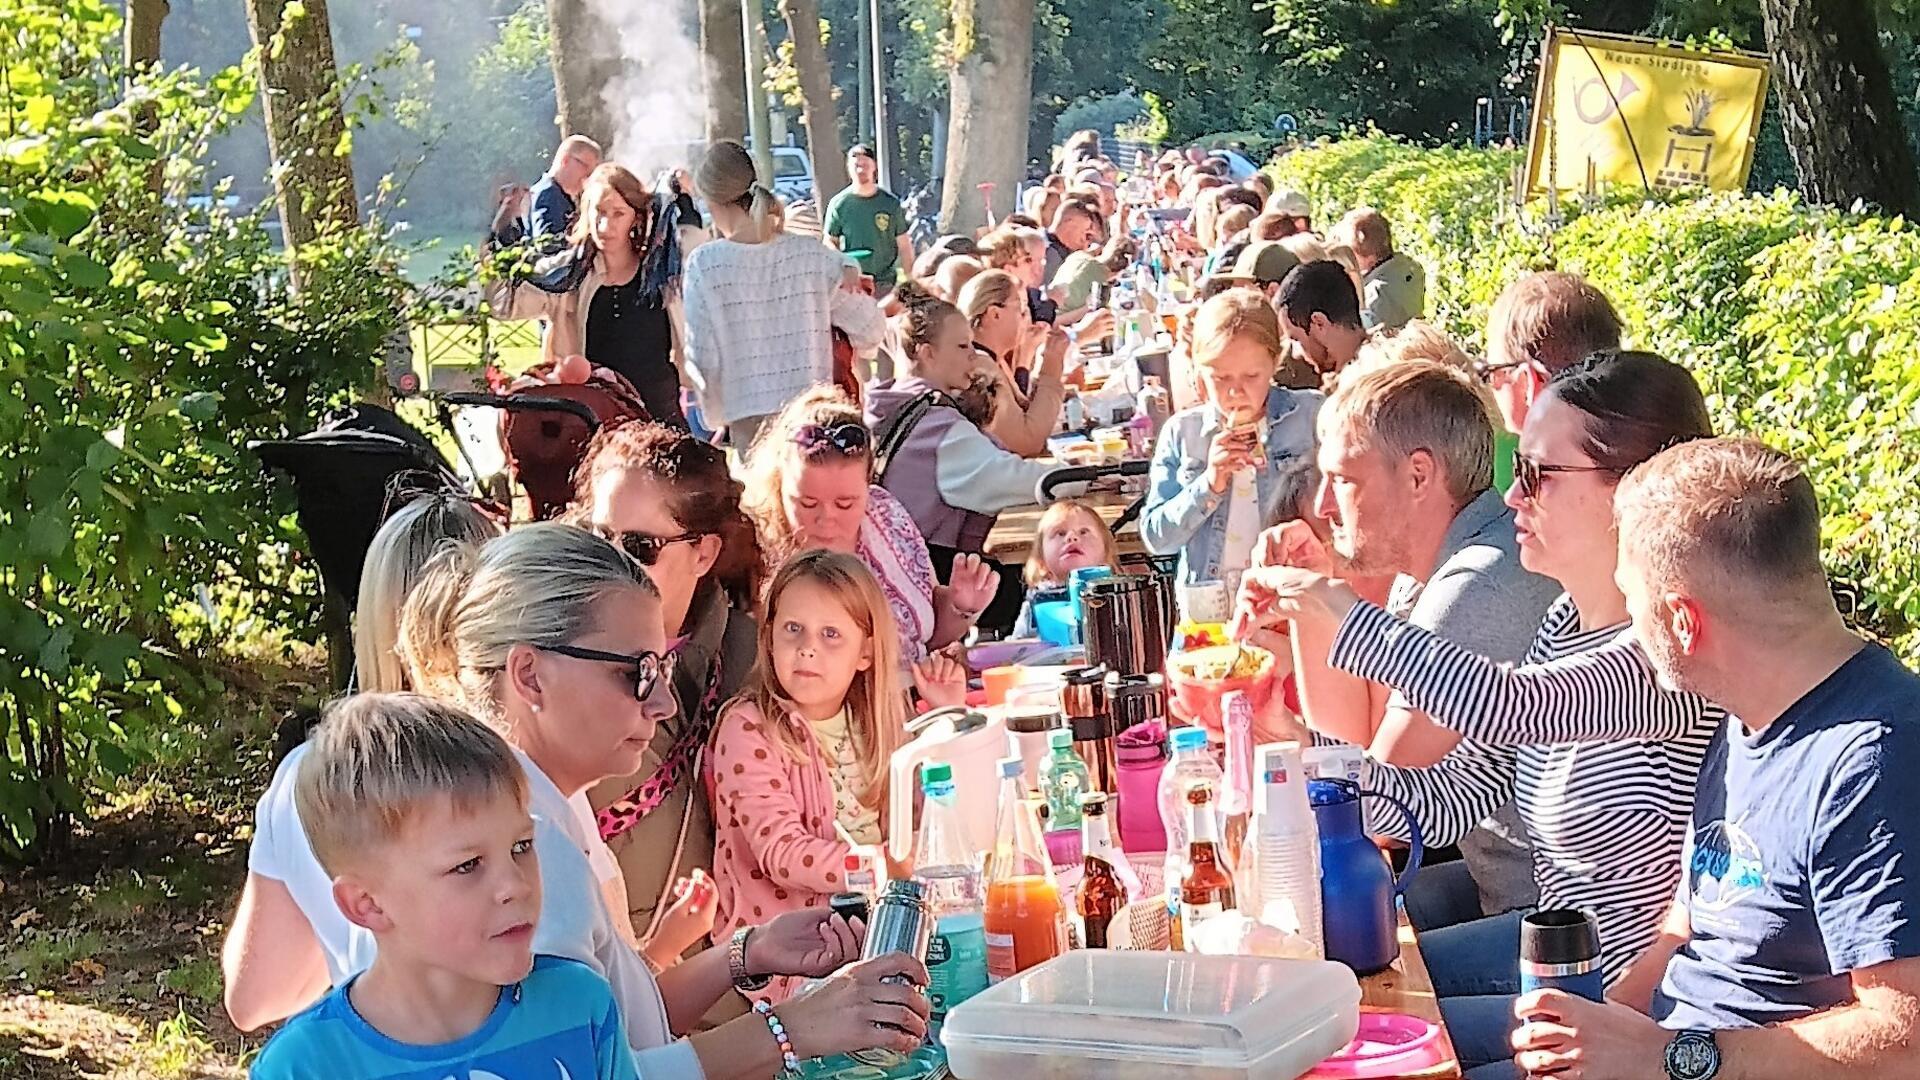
[682,141,885,452]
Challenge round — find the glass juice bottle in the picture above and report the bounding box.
[985,757,1067,982]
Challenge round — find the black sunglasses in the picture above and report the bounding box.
[791,422,871,457]
[607,530,708,566]
[534,642,679,701]
[1473,357,1525,383]
[1512,449,1621,501]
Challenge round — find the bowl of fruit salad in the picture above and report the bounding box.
[1165,641,1276,733]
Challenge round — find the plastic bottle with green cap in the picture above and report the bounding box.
[1041,728,1093,833]
[911,761,989,1026]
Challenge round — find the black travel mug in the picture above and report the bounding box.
[1519,909,1604,1002]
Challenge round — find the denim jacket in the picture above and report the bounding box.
[1141,385,1324,585]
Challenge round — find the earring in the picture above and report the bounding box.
[529,703,543,714]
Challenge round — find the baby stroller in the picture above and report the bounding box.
[250,403,475,689]
[438,359,651,520]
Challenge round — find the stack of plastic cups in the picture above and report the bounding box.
[1250,741,1324,958]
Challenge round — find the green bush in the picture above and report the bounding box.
[1,0,414,859]
[1271,135,1920,660]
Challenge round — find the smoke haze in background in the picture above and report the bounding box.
[589,0,709,180]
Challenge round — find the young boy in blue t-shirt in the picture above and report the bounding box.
[250,693,638,1080]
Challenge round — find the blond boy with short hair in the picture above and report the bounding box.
[250,693,639,1080]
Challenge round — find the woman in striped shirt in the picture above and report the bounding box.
[1238,351,1722,1080]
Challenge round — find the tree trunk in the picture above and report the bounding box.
[780,0,848,201]
[124,0,170,193]
[124,0,169,74]
[1758,0,1920,215]
[938,0,1034,235]
[243,0,359,255]
[546,0,621,146]
[701,0,749,145]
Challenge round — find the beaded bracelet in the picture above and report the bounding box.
[752,999,800,1076]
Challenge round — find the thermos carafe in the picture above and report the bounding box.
[1081,574,1173,679]
[1309,778,1423,976]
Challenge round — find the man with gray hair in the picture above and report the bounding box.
[1246,359,1560,934]
[1339,207,1426,331]
[1510,437,1920,1080]
[528,134,603,248]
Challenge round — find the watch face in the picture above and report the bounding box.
[1666,1032,1720,1080]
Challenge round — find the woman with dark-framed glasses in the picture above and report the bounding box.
[743,386,999,664]
[569,420,762,985]
[1235,352,1722,1079]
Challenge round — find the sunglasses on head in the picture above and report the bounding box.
[534,641,681,702]
[608,529,708,566]
[792,422,871,457]
[1512,449,1621,501]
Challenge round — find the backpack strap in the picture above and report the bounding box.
[871,389,959,485]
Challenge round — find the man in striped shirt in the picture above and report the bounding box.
[1513,439,1920,1080]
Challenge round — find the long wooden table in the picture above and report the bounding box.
[984,487,1145,565]
[1348,917,1464,1079]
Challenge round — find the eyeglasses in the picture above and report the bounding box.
[534,642,680,701]
[1512,450,1622,501]
[791,422,871,457]
[607,530,707,566]
[1473,357,1526,383]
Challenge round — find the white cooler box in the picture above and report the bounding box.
[941,950,1361,1080]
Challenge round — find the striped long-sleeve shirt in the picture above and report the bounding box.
[1333,594,1723,984]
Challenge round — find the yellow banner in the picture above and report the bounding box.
[1525,27,1771,197]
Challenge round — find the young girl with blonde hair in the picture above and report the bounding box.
[707,551,962,1001]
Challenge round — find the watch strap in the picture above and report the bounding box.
[729,925,770,991]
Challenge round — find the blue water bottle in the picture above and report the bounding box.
[1519,909,1605,1001]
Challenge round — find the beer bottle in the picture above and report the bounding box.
[1076,792,1138,949]
[1178,780,1236,950]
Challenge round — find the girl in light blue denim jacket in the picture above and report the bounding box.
[1141,290,1323,588]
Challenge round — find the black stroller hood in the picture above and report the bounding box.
[251,403,462,614]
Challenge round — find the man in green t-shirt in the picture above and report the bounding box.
[824,145,914,293]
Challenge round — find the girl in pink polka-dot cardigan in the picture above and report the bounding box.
[706,551,966,1001]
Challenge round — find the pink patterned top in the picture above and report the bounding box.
[856,486,939,664]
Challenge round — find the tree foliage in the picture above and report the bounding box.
[0,0,413,860]
[1275,137,1920,658]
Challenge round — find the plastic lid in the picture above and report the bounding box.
[941,951,1361,1072]
[1049,729,1076,749]
[922,762,953,786]
[1170,726,1210,752]
[998,756,1024,778]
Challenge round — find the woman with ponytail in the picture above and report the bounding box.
[682,140,886,452]
[231,523,930,1076]
[486,162,705,425]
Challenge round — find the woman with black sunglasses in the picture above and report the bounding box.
[744,386,999,663]
[570,421,763,978]
[399,522,931,1076]
[1235,351,1722,1079]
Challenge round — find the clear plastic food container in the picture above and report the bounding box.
[941,950,1361,1080]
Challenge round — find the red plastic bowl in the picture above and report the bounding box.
[1166,646,1276,734]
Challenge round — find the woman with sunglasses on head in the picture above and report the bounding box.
[569,421,764,980]
[1235,352,1722,1079]
[744,387,996,666]
[401,523,930,1076]
[223,491,500,1033]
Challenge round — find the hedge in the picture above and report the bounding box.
[1270,136,1920,662]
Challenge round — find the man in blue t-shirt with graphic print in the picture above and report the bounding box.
[1506,437,1920,1080]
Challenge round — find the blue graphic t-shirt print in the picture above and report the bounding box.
[250,956,639,1080]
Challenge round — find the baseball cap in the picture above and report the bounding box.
[1229,241,1303,286]
[1268,189,1312,218]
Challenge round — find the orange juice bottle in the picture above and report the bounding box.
[985,757,1067,982]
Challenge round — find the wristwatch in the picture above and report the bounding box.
[1664,1030,1721,1080]
[729,926,770,992]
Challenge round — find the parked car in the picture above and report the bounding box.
[771,146,816,204]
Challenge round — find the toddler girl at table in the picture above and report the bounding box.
[1010,499,1122,638]
[1140,288,1323,591]
[707,550,966,1001]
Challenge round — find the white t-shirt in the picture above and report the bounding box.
[1218,466,1261,594]
[247,744,703,1078]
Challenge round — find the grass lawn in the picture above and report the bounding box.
[0,651,329,1079]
